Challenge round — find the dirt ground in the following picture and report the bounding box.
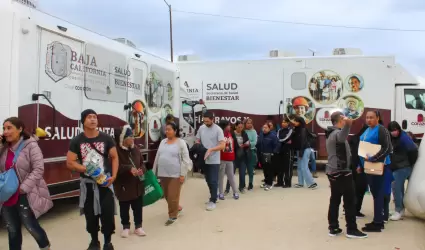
[0,172,424,250]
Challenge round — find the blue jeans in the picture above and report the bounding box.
[204,164,220,203]
[297,148,315,186]
[309,150,316,172]
[1,195,50,250]
[226,158,247,191]
[393,167,412,212]
[367,174,385,223]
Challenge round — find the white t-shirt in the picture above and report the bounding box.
[196,124,225,164]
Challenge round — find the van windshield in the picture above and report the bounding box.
[405,89,425,111]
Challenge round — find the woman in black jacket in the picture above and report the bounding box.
[226,121,250,193]
[388,121,418,221]
[290,116,318,189]
[348,124,369,218]
[276,116,293,188]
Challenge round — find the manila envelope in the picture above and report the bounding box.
[358,141,381,159]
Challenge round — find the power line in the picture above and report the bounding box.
[173,9,425,33]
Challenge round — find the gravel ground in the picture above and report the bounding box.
[0,172,424,250]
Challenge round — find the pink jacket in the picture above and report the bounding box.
[0,137,53,218]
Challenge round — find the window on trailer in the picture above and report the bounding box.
[291,72,307,90]
[83,43,127,103]
[405,89,425,111]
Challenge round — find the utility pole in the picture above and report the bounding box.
[163,0,173,62]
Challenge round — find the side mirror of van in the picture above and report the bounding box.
[35,127,47,138]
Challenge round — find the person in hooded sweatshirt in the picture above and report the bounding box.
[291,116,318,189]
[275,116,293,188]
[325,111,367,239]
[387,121,418,221]
[113,125,147,238]
[257,123,278,191]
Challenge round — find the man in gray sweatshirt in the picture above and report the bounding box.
[325,111,367,239]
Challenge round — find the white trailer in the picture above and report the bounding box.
[177,50,425,160]
[0,1,202,199]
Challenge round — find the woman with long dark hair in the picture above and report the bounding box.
[226,121,250,193]
[387,121,418,221]
[0,117,53,250]
[358,111,392,232]
[153,122,192,226]
[218,120,239,200]
[243,118,257,190]
[291,116,318,189]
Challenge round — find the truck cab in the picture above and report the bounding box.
[179,87,207,147]
[394,64,425,140]
[395,86,425,139]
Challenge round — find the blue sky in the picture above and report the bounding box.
[39,0,425,78]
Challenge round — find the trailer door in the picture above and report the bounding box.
[38,28,84,143]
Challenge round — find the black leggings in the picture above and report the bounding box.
[119,196,143,229]
[275,151,293,187]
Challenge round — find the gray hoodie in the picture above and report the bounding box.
[325,123,352,174]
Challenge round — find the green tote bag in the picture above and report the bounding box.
[142,170,164,207]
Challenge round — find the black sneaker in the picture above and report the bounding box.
[308,183,318,190]
[87,241,100,250]
[274,183,284,187]
[356,212,365,218]
[346,229,368,239]
[362,222,383,232]
[329,228,343,236]
[103,243,114,250]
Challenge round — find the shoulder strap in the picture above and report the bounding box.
[13,141,26,165]
[90,142,103,156]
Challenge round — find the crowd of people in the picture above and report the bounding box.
[325,110,418,239]
[195,111,319,211]
[0,108,419,249]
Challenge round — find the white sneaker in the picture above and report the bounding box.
[134,228,147,236]
[121,229,130,238]
[206,202,216,211]
[390,211,403,221]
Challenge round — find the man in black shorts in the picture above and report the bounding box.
[66,109,119,250]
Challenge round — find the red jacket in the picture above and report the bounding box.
[220,131,235,161]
